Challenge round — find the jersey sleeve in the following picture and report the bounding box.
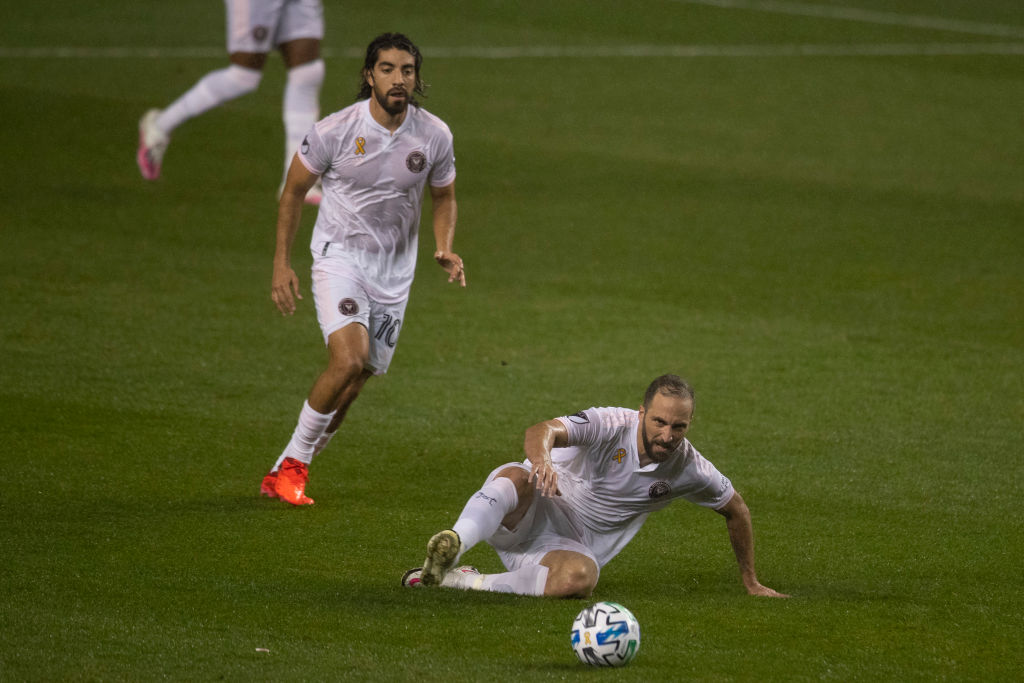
[428,127,456,187]
[555,407,614,449]
[681,446,735,510]
[296,122,332,176]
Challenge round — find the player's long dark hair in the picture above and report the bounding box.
[357,32,427,104]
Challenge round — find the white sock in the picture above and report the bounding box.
[313,429,336,456]
[270,429,335,472]
[445,564,549,596]
[277,401,335,466]
[282,59,323,175]
[451,477,518,562]
[156,64,263,134]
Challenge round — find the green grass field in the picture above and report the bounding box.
[2,1,1022,679]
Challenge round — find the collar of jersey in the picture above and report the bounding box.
[633,424,690,472]
[361,98,415,137]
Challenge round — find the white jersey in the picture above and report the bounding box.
[298,99,456,303]
[551,406,734,567]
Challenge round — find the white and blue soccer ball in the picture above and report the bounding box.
[570,601,641,667]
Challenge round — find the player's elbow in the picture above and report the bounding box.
[717,490,750,522]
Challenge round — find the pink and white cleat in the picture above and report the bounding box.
[136,109,169,180]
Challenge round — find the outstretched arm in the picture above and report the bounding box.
[715,491,790,598]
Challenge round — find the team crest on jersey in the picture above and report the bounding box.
[406,151,427,173]
[567,411,589,425]
[252,26,269,42]
[338,298,359,316]
[648,481,672,498]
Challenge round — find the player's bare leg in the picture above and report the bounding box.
[308,323,371,415]
[267,324,371,504]
[540,550,599,598]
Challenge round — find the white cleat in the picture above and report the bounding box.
[442,565,481,589]
[421,529,462,587]
[402,565,479,589]
[136,109,169,180]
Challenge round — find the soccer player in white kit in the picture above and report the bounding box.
[404,375,788,598]
[137,0,326,204]
[261,33,466,505]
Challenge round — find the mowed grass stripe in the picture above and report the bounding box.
[3,42,1024,59]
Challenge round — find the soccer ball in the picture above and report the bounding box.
[570,601,641,667]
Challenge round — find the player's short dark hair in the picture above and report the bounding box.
[357,32,427,103]
[643,374,695,410]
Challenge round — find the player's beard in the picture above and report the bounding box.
[641,423,675,462]
[375,88,409,116]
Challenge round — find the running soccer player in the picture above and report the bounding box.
[137,0,326,203]
[261,32,466,505]
[403,375,788,598]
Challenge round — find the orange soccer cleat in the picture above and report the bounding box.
[260,470,279,498]
[274,457,315,506]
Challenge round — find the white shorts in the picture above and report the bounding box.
[225,0,324,54]
[310,258,408,375]
[483,462,601,576]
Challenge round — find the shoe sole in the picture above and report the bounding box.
[277,491,315,506]
[422,530,460,586]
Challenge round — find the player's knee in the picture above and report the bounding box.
[225,64,263,95]
[286,58,325,89]
[497,467,532,500]
[325,352,367,385]
[545,560,598,599]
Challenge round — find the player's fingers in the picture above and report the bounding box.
[272,287,294,316]
[532,465,549,493]
[542,470,557,497]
